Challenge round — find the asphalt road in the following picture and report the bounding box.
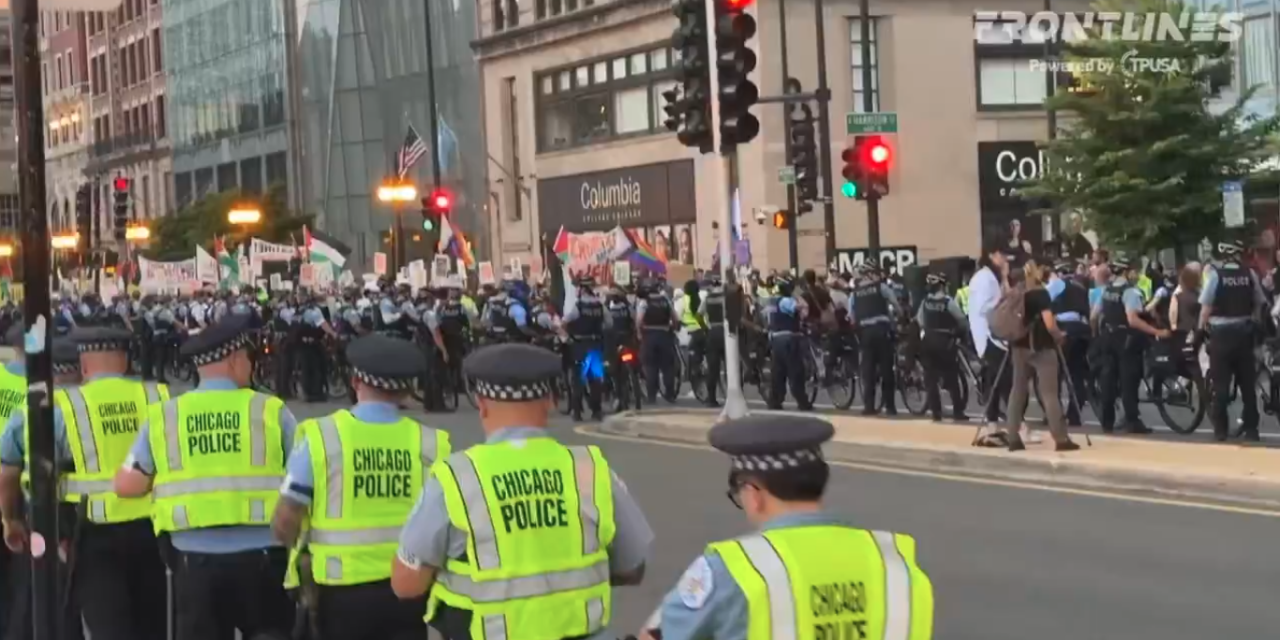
[283,397,1280,640]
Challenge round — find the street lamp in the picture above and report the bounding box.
[227,207,262,225]
[51,234,78,250]
[376,179,418,274]
[377,183,418,203]
[125,226,150,241]
[0,244,14,258]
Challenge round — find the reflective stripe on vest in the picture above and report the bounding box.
[150,391,283,532]
[60,381,165,522]
[428,442,616,640]
[713,528,930,640]
[304,412,449,585]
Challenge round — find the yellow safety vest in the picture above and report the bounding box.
[0,365,25,421]
[1137,274,1152,302]
[428,439,617,640]
[680,298,703,331]
[709,525,934,640]
[955,287,970,314]
[293,410,451,587]
[146,388,286,534]
[55,378,168,523]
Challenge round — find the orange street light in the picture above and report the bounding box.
[377,182,417,203]
[0,244,14,258]
[125,226,151,240]
[51,234,79,250]
[227,207,262,225]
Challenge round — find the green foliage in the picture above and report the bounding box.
[144,183,311,261]
[1021,0,1280,255]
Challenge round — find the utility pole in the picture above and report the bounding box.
[814,0,838,264]
[1043,0,1058,241]
[12,0,59,639]
[778,0,799,271]
[422,0,443,190]
[858,0,880,255]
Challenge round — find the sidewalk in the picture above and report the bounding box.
[595,410,1280,508]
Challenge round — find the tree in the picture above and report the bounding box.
[144,183,312,261]
[1022,0,1280,258]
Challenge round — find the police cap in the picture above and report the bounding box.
[1053,260,1077,276]
[925,272,947,287]
[72,327,132,353]
[1109,254,1133,271]
[53,339,79,374]
[708,415,834,473]
[180,313,253,366]
[345,335,426,392]
[463,343,560,402]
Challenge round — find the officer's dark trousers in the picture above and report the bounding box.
[641,329,677,402]
[703,326,726,403]
[1098,331,1143,430]
[152,335,173,384]
[137,329,154,380]
[982,343,1012,423]
[1209,323,1259,439]
[75,520,166,640]
[274,332,296,399]
[858,324,896,413]
[299,340,326,401]
[768,333,810,409]
[920,333,963,419]
[569,340,603,417]
[172,548,293,640]
[1059,326,1091,425]
[317,581,425,640]
[443,333,468,393]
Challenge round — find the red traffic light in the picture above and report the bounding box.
[113,177,130,191]
[430,190,451,211]
[869,143,890,165]
[724,0,753,9]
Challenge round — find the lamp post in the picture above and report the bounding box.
[227,207,263,225]
[377,180,418,274]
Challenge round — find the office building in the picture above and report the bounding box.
[0,8,16,233]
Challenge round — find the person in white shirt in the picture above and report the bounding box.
[968,242,1015,439]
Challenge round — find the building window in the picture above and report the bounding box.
[972,17,1081,109]
[849,18,880,113]
[155,94,166,138]
[151,28,161,73]
[55,55,63,90]
[1241,15,1274,94]
[536,44,676,152]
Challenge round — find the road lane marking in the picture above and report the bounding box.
[575,425,1280,518]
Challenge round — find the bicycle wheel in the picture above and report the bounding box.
[691,364,710,403]
[899,359,928,415]
[1155,371,1206,434]
[1257,365,1275,417]
[629,368,644,412]
[827,356,858,410]
[954,367,971,412]
[327,364,351,400]
[464,375,479,409]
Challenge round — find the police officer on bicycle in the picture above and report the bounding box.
[916,273,968,422]
[1200,237,1267,441]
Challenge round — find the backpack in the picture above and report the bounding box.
[987,284,1029,342]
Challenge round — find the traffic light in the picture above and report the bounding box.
[772,210,788,229]
[859,135,892,197]
[112,177,130,241]
[714,0,758,150]
[75,184,92,254]
[421,188,452,232]
[789,103,817,214]
[840,143,861,200]
[666,0,713,153]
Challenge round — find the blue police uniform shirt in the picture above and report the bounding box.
[655,511,853,640]
[1199,264,1266,327]
[379,298,401,324]
[1088,286,1105,309]
[913,292,965,327]
[1090,277,1144,316]
[124,377,298,553]
[564,295,614,330]
[396,426,653,639]
[507,299,529,328]
[302,306,326,328]
[280,401,401,505]
[1046,275,1066,301]
[0,373,129,471]
[846,282,900,325]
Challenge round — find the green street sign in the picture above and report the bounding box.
[778,165,796,185]
[846,112,898,134]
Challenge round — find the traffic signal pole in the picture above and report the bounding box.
[858,0,881,255]
[777,0,799,272]
[12,0,60,638]
[704,0,749,421]
[422,0,443,189]
[814,0,838,265]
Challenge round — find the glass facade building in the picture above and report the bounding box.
[164,0,293,206]
[296,0,485,267]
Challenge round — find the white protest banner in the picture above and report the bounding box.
[139,257,198,288]
[196,245,219,283]
[250,237,296,262]
[432,255,451,282]
[410,260,429,290]
[374,253,388,276]
[478,261,495,285]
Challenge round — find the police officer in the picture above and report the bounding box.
[1091,255,1168,434]
[113,313,299,640]
[849,262,901,415]
[392,343,653,639]
[765,276,812,411]
[1048,260,1092,426]
[273,296,299,399]
[641,415,934,640]
[148,298,180,384]
[699,276,728,407]
[0,324,25,420]
[564,276,611,421]
[272,334,451,640]
[3,328,171,640]
[299,296,335,402]
[916,273,968,422]
[484,281,532,344]
[437,285,473,392]
[1200,238,1267,441]
[636,279,678,403]
[605,285,639,409]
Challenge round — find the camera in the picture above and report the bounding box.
[754,209,767,225]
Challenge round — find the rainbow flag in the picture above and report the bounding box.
[624,229,666,274]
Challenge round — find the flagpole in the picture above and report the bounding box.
[422,0,443,189]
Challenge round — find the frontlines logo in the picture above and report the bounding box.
[975,11,1244,43]
[1029,50,1192,75]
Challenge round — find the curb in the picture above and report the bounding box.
[594,411,1280,509]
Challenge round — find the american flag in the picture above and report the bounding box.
[396,124,428,179]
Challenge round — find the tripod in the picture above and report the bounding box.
[973,340,1092,447]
